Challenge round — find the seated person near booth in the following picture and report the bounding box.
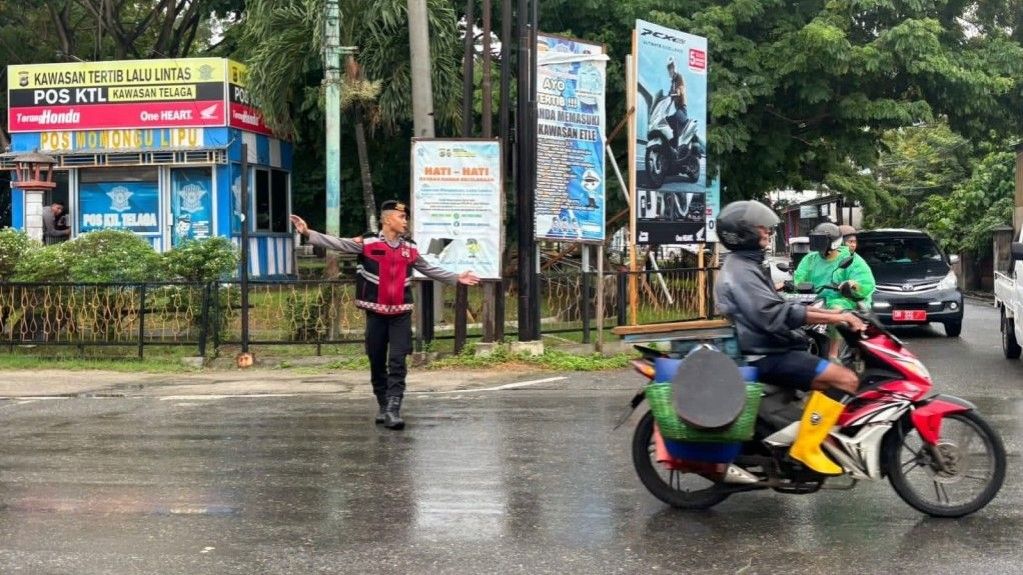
[714,201,866,476]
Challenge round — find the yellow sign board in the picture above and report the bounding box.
[38,128,205,152]
[8,58,226,90]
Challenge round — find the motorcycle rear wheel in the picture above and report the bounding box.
[883,411,1006,518]
[631,411,731,509]
[644,142,667,189]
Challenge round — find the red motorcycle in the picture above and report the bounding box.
[627,312,1006,517]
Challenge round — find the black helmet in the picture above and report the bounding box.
[809,222,842,257]
[717,200,780,251]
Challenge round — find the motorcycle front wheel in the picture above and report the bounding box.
[882,411,1006,518]
[680,152,700,183]
[631,411,731,509]
[644,142,667,189]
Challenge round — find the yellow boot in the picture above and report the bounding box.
[789,391,845,475]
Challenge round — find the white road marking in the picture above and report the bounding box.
[413,376,569,394]
[159,394,298,401]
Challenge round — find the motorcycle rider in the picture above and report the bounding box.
[839,224,858,253]
[715,201,866,475]
[666,57,688,146]
[793,222,875,360]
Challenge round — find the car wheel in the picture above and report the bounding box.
[1002,308,1021,360]
[944,321,962,338]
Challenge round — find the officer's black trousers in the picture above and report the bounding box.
[364,311,412,401]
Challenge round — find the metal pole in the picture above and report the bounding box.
[240,143,250,353]
[409,0,438,345]
[462,0,476,137]
[137,284,146,360]
[481,0,493,138]
[324,0,341,238]
[516,0,538,341]
[596,244,604,352]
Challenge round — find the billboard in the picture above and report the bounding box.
[411,139,502,279]
[226,61,274,136]
[7,58,268,134]
[534,34,608,242]
[631,20,708,245]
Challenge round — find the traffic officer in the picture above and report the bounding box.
[290,200,480,429]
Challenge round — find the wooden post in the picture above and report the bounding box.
[626,49,639,325]
[697,243,707,319]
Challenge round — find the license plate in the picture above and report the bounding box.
[892,310,927,322]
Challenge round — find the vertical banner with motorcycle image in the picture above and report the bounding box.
[534,34,608,243]
[632,20,708,245]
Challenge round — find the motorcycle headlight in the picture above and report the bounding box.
[937,270,958,291]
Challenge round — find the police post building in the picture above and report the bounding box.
[3,58,294,277]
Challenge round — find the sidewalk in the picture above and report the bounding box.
[0,366,551,399]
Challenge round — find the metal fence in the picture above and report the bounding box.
[0,266,718,358]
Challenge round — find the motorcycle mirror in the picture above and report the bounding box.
[776,261,790,272]
[839,256,855,269]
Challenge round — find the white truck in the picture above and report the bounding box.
[994,235,1023,359]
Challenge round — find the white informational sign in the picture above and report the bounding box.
[411,139,503,279]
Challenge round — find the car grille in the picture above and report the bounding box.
[876,282,940,293]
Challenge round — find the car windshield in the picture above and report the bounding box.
[858,236,944,266]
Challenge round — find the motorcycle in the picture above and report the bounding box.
[625,309,1006,518]
[644,90,703,189]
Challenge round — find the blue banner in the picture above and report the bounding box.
[171,168,213,245]
[535,34,607,242]
[79,181,160,234]
[633,20,709,244]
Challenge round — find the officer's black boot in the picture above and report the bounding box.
[374,396,387,425]
[383,396,405,430]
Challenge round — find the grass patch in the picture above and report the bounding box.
[427,345,631,371]
[0,353,197,373]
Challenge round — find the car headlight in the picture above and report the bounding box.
[937,270,958,290]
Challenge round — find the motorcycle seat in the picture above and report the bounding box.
[672,346,747,429]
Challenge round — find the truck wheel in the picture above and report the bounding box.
[1002,308,1021,359]
[944,321,962,338]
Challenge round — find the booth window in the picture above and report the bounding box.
[271,170,288,232]
[255,169,270,231]
[254,168,289,233]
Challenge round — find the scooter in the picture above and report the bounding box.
[625,309,1006,518]
[644,91,703,189]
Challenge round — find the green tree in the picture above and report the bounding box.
[240,0,463,231]
[919,149,1016,255]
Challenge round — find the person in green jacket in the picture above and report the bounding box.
[793,222,876,359]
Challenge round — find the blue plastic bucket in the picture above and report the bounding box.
[664,438,742,463]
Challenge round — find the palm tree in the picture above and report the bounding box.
[241,0,462,231]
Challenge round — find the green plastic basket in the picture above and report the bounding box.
[645,381,763,443]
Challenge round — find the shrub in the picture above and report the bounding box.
[61,230,167,283]
[11,244,69,282]
[164,237,239,283]
[0,228,33,281]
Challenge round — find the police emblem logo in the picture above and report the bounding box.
[179,184,207,214]
[18,71,29,87]
[198,64,214,81]
[107,186,134,212]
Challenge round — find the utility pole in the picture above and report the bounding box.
[323,0,341,278]
[408,0,438,345]
[515,0,539,341]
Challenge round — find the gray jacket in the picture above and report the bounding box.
[714,250,808,354]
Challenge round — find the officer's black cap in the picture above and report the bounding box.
[380,200,407,214]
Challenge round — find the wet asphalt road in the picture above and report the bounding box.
[1,300,1021,574]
